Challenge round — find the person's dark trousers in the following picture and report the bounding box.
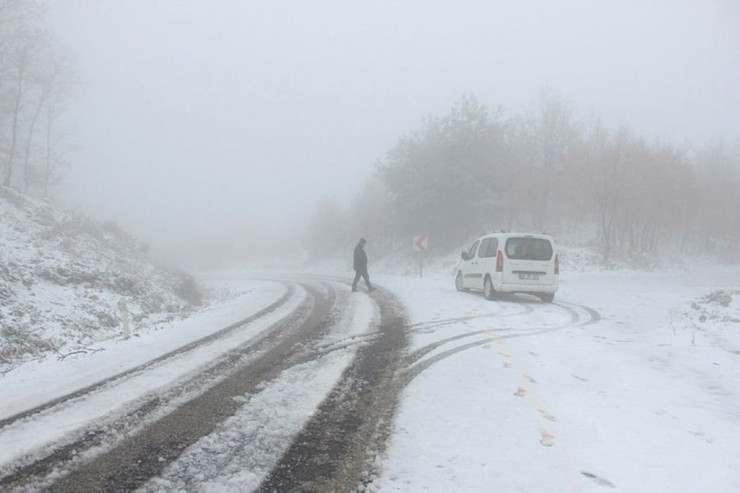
[352,270,373,291]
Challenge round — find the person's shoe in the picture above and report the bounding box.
[352,288,358,292]
[368,287,375,292]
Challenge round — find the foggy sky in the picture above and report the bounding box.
[47,0,740,261]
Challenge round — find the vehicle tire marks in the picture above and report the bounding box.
[258,286,408,492]
[401,301,601,386]
[404,304,532,335]
[0,284,296,432]
[1,282,337,492]
[402,338,493,387]
[556,300,602,326]
[403,329,511,368]
[254,286,601,490]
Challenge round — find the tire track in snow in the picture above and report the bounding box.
[0,284,296,432]
[0,282,332,491]
[258,284,408,492]
[400,300,601,386]
[38,282,341,492]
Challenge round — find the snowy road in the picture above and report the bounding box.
[0,276,404,491]
[2,266,740,492]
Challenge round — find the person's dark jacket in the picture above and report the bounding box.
[353,243,368,273]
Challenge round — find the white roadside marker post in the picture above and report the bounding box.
[119,298,131,340]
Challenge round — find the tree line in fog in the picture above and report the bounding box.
[308,94,740,262]
[0,1,75,197]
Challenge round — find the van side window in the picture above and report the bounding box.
[479,237,498,258]
[486,238,498,257]
[466,241,480,259]
[479,238,491,258]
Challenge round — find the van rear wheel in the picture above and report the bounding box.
[484,277,496,300]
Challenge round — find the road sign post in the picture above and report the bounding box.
[413,236,428,278]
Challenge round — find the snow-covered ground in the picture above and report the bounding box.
[374,264,740,492]
[2,263,739,492]
[0,186,201,371]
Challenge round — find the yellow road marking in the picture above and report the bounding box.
[486,327,557,447]
[540,429,555,447]
[539,409,556,422]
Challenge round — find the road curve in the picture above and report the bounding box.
[2,278,410,492]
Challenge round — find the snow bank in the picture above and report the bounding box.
[0,186,201,372]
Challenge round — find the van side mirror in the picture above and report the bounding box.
[461,251,469,261]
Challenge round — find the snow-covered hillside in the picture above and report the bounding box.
[0,187,202,373]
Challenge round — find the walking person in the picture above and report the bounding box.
[352,238,374,292]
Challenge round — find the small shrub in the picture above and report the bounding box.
[173,274,203,306]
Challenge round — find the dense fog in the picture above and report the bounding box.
[3,1,739,266]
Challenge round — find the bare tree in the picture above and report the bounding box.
[692,140,740,257]
[529,92,579,230]
[0,1,75,194]
[38,49,77,196]
[20,35,52,193]
[2,40,30,187]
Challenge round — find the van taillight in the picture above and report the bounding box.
[554,253,559,275]
[496,251,504,272]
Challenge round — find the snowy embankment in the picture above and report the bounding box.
[0,186,201,373]
[0,280,287,420]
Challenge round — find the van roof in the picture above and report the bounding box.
[479,232,554,241]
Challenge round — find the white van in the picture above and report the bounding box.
[455,233,559,302]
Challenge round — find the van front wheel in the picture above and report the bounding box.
[539,293,555,303]
[455,272,468,292]
[484,277,497,300]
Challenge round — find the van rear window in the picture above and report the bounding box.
[505,238,553,261]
